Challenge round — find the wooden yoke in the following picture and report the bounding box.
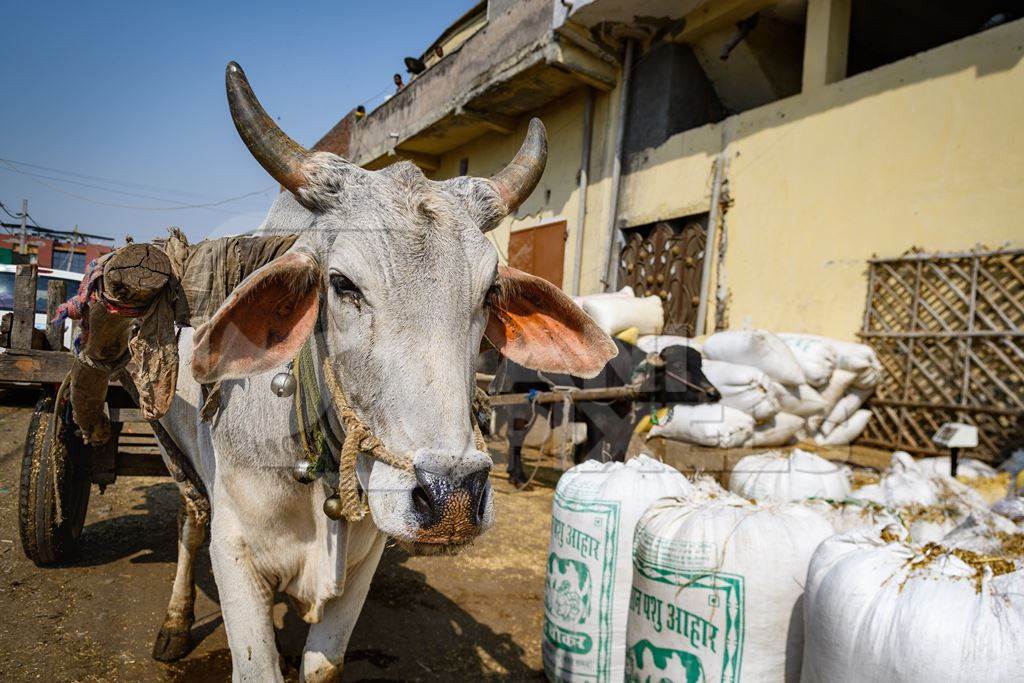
[71,244,172,445]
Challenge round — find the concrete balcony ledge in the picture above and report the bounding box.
[330,0,618,171]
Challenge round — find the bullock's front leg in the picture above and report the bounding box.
[153,494,206,661]
[210,515,281,682]
[300,525,386,682]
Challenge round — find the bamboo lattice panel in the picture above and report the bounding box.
[859,248,1024,461]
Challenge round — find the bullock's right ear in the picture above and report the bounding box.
[191,251,321,383]
[485,266,616,378]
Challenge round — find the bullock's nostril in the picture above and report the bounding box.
[461,468,491,526]
[412,485,434,520]
[412,466,447,527]
[411,463,491,530]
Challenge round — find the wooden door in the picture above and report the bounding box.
[508,220,567,288]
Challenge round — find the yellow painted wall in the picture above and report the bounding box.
[620,18,1024,340]
[434,85,619,295]
[435,18,1024,342]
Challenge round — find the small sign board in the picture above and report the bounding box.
[932,422,978,448]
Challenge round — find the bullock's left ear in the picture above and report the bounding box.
[485,265,617,378]
[191,251,321,383]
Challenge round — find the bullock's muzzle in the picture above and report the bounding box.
[410,459,491,547]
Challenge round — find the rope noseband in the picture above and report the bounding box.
[291,338,488,522]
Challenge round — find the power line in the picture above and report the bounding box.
[0,201,22,219]
[0,156,224,201]
[1,160,274,213]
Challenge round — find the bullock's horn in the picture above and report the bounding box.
[490,118,547,214]
[226,61,311,194]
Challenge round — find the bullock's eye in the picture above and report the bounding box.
[330,272,362,301]
[485,282,501,307]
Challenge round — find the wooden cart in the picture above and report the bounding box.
[2,264,168,565]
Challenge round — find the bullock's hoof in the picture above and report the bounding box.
[152,623,194,662]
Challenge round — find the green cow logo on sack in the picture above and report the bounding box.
[547,553,593,624]
[625,639,706,683]
[543,492,620,681]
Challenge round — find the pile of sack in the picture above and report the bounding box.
[543,448,1024,681]
[573,287,664,340]
[642,329,881,449]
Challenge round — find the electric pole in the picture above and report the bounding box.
[18,199,27,254]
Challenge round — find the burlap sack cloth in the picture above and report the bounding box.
[66,228,297,444]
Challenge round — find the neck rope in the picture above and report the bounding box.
[290,336,488,522]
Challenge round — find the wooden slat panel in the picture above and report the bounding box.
[11,264,38,349]
[859,248,1024,461]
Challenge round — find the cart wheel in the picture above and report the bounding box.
[18,391,92,565]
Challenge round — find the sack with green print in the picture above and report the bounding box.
[625,494,834,682]
[543,454,691,682]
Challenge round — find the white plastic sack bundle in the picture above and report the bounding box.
[816,369,858,413]
[814,409,871,446]
[851,451,938,507]
[992,496,1024,523]
[582,294,663,336]
[702,360,780,422]
[729,448,852,503]
[778,334,837,388]
[771,381,827,418]
[543,455,691,682]
[745,412,804,447]
[802,526,1024,683]
[627,496,834,683]
[702,330,806,386]
[819,387,873,436]
[916,456,998,480]
[572,286,633,308]
[648,404,755,448]
[940,512,1021,554]
[805,499,900,534]
[783,334,882,389]
[636,335,702,354]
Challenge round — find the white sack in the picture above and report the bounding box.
[636,335,702,354]
[850,451,938,507]
[582,294,664,336]
[572,286,634,308]
[745,412,805,447]
[814,409,871,446]
[627,497,834,683]
[648,404,755,448]
[702,360,780,422]
[805,499,900,534]
[729,448,851,502]
[992,496,1024,523]
[802,526,1024,683]
[816,368,858,414]
[778,334,837,388]
[916,456,998,480]
[543,455,691,682]
[819,387,873,436]
[771,381,827,418]
[702,330,806,386]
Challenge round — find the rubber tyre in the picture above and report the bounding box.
[18,391,92,565]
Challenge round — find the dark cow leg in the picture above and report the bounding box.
[506,444,529,487]
[506,412,531,487]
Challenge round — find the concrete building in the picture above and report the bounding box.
[317,0,1023,343]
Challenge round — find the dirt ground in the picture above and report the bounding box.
[0,393,563,681]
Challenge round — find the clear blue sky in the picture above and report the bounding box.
[0,1,475,244]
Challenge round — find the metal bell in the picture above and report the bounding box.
[271,371,296,398]
[291,460,318,484]
[323,494,345,520]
